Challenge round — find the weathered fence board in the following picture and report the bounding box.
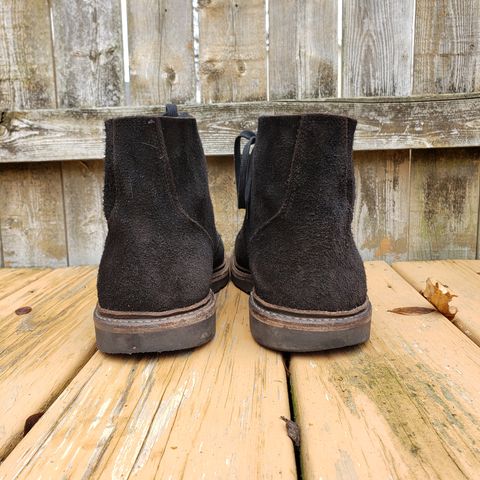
[62,160,106,265]
[353,150,411,262]
[414,0,480,94]
[1,94,479,163]
[207,156,241,254]
[342,0,415,96]
[0,0,55,109]
[127,0,195,105]
[199,0,267,102]
[269,0,337,99]
[0,163,67,267]
[50,0,124,108]
[408,148,480,260]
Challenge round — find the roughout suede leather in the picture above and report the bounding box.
[98,115,224,312]
[236,113,367,311]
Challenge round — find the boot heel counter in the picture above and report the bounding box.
[97,213,214,312]
[249,215,367,312]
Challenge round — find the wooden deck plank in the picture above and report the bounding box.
[393,260,480,347]
[0,284,296,479]
[459,259,480,273]
[0,268,51,301]
[290,261,480,480]
[1,94,479,162]
[0,267,97,460]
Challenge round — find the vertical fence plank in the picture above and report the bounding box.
[353,151,411,262]
[127,0,195,105]
[411,0,480,259]
[0,1,67,267]
[408,148,480,260]
[269,0,337,99]
[62,161,106,265]
[199,0,266,102]
[0,0,55,109]
[50,1,123,264]
[0,163,67,267]
[342,0,415,96]
[342,0,414,261]
[207,156,239,254]
[413,0,480,94]
[50,0,124,107]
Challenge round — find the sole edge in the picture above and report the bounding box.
[250,293,372,352]
[94,291,216,354]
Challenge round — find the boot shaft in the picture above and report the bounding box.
[103,113,216,241]
[250,113,357,236]
[235,112,366,312]
[98,110,222,312]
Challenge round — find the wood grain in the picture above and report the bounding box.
[290,261,480,479]
[1,94,479,162]
[414,0,480,94]
[353,150,410,262]
[207,156,240,254]
[199,0,267,102]
[0,284,296,479]
[408,148,480,260]
[62,160,106,265]
[459,259,480,272]
[127,0,195,105]
[0,0,55,109]
[50,0,124,107]
[393,259,480,346]
[0,268,50,301]
[269,0,337,99]
[342,0,415,96]
[0,163,67,267]
[0,267,97,460]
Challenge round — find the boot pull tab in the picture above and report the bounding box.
[164,104,178,117]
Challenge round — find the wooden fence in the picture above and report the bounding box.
[0,0,479,267]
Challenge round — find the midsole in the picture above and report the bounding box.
[94,290,216,334]
[212,258,230,284]
[250,290,371,332]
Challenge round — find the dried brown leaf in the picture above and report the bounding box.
[281,416,301,447]
[388,307,436,316]
[422,278,458,320]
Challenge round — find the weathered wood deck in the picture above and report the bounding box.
[0,261,479,479]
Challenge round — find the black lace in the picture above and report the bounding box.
[234,130,256,209]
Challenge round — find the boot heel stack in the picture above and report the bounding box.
[95,105,228,354]
[232,113,372,352]
[94,291,216,354]
[249,291,371,352]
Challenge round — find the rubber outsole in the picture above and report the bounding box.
[94,259,230,354]
[230,257,372,352]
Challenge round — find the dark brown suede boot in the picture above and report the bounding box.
[94,105,229,354]
[231,113,371,352]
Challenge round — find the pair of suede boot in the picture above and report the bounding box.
[94,105,371,354]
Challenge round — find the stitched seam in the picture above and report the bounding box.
[155,120,216,248]
[248,117,304,244]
